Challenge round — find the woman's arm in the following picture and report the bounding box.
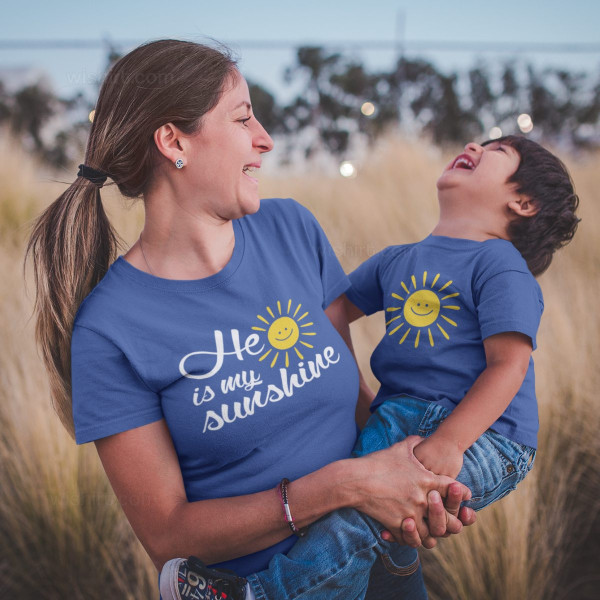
[326,295,375,428]
[95,417,468,569]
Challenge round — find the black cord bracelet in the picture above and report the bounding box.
[278,478,307,537]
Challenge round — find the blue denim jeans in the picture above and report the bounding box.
[364,550,426,600]
[247,396,535,600]
[356,396,536,511]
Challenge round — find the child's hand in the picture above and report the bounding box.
[413,436,464,479]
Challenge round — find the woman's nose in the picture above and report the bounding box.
[253,119,274,153]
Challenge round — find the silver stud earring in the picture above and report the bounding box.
[175,158,184,169]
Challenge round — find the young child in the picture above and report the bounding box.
[160,135,580,600]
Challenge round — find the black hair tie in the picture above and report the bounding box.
[77,164,109,188]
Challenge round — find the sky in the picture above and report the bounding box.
[1,0,600,103]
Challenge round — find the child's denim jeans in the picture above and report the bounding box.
[247,396,535,600]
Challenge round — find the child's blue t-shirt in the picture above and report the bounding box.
[346,234,543,449]
[70,198,360,576]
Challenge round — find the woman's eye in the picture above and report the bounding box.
[239,117,251,127]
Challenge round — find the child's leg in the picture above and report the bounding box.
[363,549,427,600]
[415,401,536,510]
[458,432,535,510]
[247,396,429,600]
[247,507,402,600]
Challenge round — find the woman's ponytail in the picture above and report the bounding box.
[25,176,121,437]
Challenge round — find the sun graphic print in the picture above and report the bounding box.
[386,271,460,348]
[252,300,317,368]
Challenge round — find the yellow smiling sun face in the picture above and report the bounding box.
[386,271,460,348]
[253,300,317,367]
[268,316,300,349]
[403,289,440,327]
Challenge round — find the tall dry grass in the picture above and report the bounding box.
[2,128,598,599]
[0,132,152,598]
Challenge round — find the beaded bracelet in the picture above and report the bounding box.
[277,478,307,537]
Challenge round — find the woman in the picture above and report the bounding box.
[25,39,474,599]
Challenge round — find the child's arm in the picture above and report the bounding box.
[413,331,533,479]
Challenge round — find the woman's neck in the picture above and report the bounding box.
[124,202,237,280]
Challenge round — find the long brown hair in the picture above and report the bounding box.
[24,39,238,437]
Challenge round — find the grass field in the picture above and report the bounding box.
[2,130,598,599]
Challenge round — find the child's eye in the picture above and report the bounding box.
[496,145,506,152]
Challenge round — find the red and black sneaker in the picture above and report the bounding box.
[160,556,248,600]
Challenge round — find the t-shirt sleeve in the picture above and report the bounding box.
[476,270,544,350]
[292,200,350,309]
[345,249,390,316]
[71,324,164,444]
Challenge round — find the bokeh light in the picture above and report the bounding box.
[88,109,95,123]
[339,161,357,178]
[517,113,533,133]
[489,126,502,139]
[361,101,376,117]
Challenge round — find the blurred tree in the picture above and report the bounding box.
[502,63,519,99]
[468,65,497,132]
[43,130,70,168]
[101,44,124,88]
[11,83,56,152]
[333,63,399,139]
[527,66,563,137]
[403,64,481,144]
[0,80,12,125]
[575,75,600,133]
[430,73,482,144]
[469,66,495,109]
[495,62,523,129]
[248,81,285,135]
[388,56,438,125]
[283,46,353,157]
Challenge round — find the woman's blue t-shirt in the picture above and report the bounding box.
[71,198,360,575]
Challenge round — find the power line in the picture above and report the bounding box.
[1,38,600,54]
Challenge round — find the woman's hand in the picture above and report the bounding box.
[384,483,477,548]
[425,482,477,547]
[344,436,471,546]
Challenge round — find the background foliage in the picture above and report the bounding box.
[2,45,600,168]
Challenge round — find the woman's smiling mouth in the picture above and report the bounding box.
[242,162,260,183]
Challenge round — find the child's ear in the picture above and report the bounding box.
[508,196,538,218]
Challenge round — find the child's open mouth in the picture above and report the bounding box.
[451,155,475,170]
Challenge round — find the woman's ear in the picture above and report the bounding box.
[508,196,539,218]
[153,123,186,163]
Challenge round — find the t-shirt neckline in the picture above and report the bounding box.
[424,233,506,248]
[113,218,245,292]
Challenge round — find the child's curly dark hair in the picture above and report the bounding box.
[483,135,580,277]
